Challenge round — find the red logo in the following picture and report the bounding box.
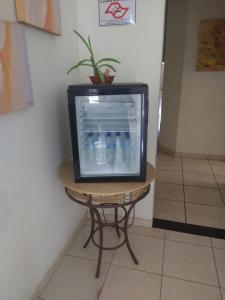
[105,2,129,19]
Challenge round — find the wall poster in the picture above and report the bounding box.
[197,19,225,71]
[99,0,136,26]
[0,20,33,115]
[16,0,62,35]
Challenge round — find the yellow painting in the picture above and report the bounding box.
[0,20,33,115]
[197,19,225,71]
[16,0,62,35]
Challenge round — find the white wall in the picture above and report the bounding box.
[75,0,166,221]
[159,0,189,151]
[176,0,225,155]
[0,1,85,300]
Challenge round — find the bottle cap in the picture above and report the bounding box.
[88,132,93,137]
[116,132,120,136]
[107,132,111,137]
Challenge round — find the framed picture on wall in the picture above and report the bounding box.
[99,0,136,26]
[0,20,33,115]
[15,0,62,35]
[197,19,225,71]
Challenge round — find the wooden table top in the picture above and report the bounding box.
[59,161,155,196]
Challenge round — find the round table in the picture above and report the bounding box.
[59,161,155,278]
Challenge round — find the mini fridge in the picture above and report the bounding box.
[67,84,149,182]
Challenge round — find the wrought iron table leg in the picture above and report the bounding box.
[124,204,138,265]
[83,217,95,248]
[94,208,103,278]
[115,207,121,238]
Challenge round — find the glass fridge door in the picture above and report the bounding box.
[75,94,143,178]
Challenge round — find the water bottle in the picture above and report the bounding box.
[106,132,113,164]
[94,132,107,164]
[115,132,123,163]
[86,132,95,163]
[123,132,131,162]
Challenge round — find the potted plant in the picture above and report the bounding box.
[67,30,121,84]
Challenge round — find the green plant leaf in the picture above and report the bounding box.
[88,36,94,57]
[67,61,92,74]
[97,69,105,84]
[96,58,121,66]
[73,29,92,55]
[98,64,117,72]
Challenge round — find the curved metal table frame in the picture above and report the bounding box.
[65,186,150,278]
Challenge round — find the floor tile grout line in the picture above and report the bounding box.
[162,274,220,289]
[110,262,221,288]
[66,249,221,289]
[165,238,211,248]
[98,260,113,300]
[210,238,223,300]
[156,196,225,208]
[208,160,225,206]
[181,156,188,223]
[157,180,218,189]
[159,233,166,300]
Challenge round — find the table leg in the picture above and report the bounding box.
[93,207,103,278]
[115,207,121,238]
[124,204,138,265]
[83,217,95,249]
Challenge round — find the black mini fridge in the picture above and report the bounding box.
[67,83,149,182]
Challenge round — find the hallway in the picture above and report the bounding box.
[154,151,225,230]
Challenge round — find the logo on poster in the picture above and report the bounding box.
[105,2,129,19]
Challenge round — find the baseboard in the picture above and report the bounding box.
[153,218,225,239]
[158,144,225,161]
[31,211,88,300]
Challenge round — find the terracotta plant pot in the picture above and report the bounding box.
[89,75,115,84]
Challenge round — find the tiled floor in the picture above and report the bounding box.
[38,222,225,300]
[154,152,225,229]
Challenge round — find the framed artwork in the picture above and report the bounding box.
[15,0,62,35]
[197,19,225,71]
[0,20,33,115]
[99,0,136,26]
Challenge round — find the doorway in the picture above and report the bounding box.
[153,0,225,239]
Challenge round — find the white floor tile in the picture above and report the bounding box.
[210,161,225,176]
[184,186,224,206]
[41,256,109,300]
[112,234,164,274]
[155,182,184,201]
[214,248,225,288]
[154,198,185,222]
[222,288,225,300]
[128,224,165,239]
[67,225,117,263]
[99,265,161,300]
[157,160,182,172]
[158,152,181,162]
[165,230,211,247]
[156,170,183,184]
[215,176,225,189]
[186,203,225,229]
[183,161,212,175]
[211,238,225,250]
[163,240,218,286]
[184,173,217,189]
[161,276,221,300]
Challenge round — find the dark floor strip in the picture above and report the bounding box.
[153,218,225,239]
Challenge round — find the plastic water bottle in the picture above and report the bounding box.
[86,132,95,163]
[106,132,113,164]
[94,133,107,164]
[115,132,123,163]
[124,132,131,162]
